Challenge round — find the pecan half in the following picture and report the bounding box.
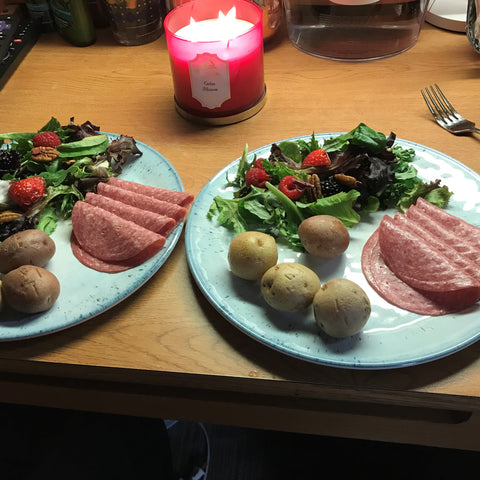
[0,211,22,224]
[306,174,322,202]
[334,174,358,189]
[31,146,59,162]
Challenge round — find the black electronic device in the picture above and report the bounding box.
[0,4,39,91]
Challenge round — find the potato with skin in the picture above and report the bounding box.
[261,262,321,312]
[2,265,60,314]
[0,229,56,274]
[228,231,278,280]
[298,215,350,259]
[313,278,371,338]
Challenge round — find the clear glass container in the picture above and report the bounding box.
[283,0,430,61]
[102,0,165,46]
[467,0,480,53]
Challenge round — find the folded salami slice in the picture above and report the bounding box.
[85,192,176,237]
[361,230,456,316]
[405,203,480,264]
[97,182,187,224]
[108,177,194,208]
[71,234,135,273]
[72,202,165,263]
[415,197,480,249]
[391,212,480,283]
[378,215,480,293]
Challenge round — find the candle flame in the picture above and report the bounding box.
[189,7,237,28]
[177,7,253,42]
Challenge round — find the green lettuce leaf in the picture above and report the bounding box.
[298,190,361,227]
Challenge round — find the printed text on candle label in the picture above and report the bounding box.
[189,53,231,109]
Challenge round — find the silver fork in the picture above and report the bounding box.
[421,84,480,135]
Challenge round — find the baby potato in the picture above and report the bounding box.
[0,229,56,274]
[228,231,278,280]
[298,215,350,259]
[261,262,321,313]
[313,278,371,338]
[2,265,60,314]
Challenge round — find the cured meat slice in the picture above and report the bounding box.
[405,204,480,264]
[362,199,480,316]
[71,234,132,273]
[361,230,456,316]
[391,212,480,283]
[415,197,480,249]
[378,215,480,293]
[108,177,194,208]
[72,202,165,262]
[97,182,187,224]
[85,192,176,237]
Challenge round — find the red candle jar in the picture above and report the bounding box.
[164,0,266,125]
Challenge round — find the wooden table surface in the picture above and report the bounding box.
[1,20,480,451]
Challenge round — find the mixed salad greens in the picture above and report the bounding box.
[208,123,453,250]
[0,117,142,237]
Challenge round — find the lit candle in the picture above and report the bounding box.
[164,0,266,125]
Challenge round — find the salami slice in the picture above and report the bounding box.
[391,212,480,283]
[378,215,480,293]
[72,202,165,262]
[71,234,131,273]
[415,197,480,249]
[97,182,187,224]
[108,177,194,208]
[405,204,480,263]
[361,230,455,316]
[85,192,176,237]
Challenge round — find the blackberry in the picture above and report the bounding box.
[320,177,344,197]
[0,150,21,176]
[0,216,36,242]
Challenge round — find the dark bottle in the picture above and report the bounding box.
[49,0,96,46]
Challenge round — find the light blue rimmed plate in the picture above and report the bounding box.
[0,134,185,341]
[185,134,480,369]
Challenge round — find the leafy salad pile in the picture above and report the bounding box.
[0,117,142,236]
[208,123,453,250]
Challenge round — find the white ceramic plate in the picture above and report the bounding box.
[185,134,480,369]
[426,0,467,33]
[0,134,185,341]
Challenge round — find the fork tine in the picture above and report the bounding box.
[422,87,444,122]
[429,85,456,119]
[421,89,437,117]
[433,84,459,116]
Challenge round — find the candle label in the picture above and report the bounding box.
[188,53,231,109]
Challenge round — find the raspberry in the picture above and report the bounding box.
[253,158,266,169]
[245,167,270,188]
[302,149,331,168]
[33,131,62,148]
[8,176,47,210]
[278,175,305,200]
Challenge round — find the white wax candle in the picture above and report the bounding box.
[175,7,254,42]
